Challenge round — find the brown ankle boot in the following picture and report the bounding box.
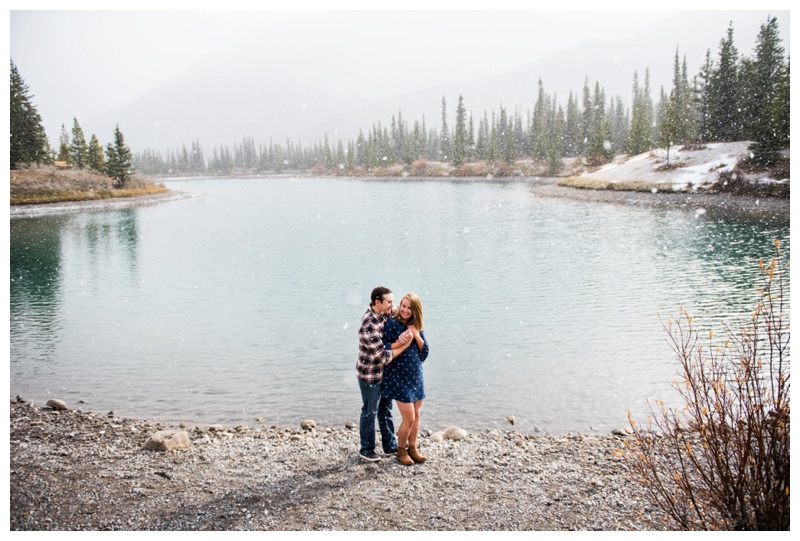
[408,445,427,463]
[396,446,414,465]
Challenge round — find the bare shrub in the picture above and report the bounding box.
[709,170,789,199]
[680,143,709,151]
[626,239,790,530]
[654,162,684,173]
[488,162,513,177]
[452,162,489,177]
[309,164,331,176]
[409,159,433,177]
[586,155,609,168]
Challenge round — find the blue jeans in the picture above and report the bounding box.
[358,379,397,454]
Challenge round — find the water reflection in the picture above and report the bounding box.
[10,216,65,360]
[70,209,140,285]
[10,210,141,367]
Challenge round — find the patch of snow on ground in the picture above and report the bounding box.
[669,153,739,190]
[580,141,757,191]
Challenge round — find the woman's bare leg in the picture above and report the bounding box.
[395,401,416,449]
[409,400,423,447]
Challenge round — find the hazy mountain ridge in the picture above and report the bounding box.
[82,11,788,154]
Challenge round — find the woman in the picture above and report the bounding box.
[381,292,429,465]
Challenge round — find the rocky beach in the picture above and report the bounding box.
[9,399,672,531]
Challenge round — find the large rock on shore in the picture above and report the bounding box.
[142,430,192,451]
[46,399,67,410]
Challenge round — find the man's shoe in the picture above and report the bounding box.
[358,451,382,462]
[382,447,398,455]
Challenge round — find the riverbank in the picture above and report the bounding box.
[9,167,171,204]
[9,189,197,218]
[531,183,789,225]
[9,399,671,531]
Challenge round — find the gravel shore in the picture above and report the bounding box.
[9,399,672,531]
[530,184,789,225]
[8,190,196,218]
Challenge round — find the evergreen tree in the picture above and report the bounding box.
[323,133,334,168]
[355,130,366,167]
[746,16,789,165]
[87,134,105,172]
[10,60,49,167]
[439,96,450,161]
[498,106,515,164]
[774,59,790,147]
[670,49,695,143]
[708,23,743,141]
[476,112,489,160]
[628,70,654,155]
[659,90,680,165]
[190,139,206,173]
[488,111,498,163]
[586,82,612,163]
[105,124,133,186]
[452,95,467,166]
[381,126,394,165]
[610,95,628,154]
[546,103,565,175]
[335,139,345,169]
[530,79,550,160]
[57,124,71,164]
[467,114,475,159]
[695,50,715,143]
[69,117,89,169]
[580,77,592,156]
[346,140,355,170]
[564,92,582,157]
[513,108,525,158]
[680,55,699,142]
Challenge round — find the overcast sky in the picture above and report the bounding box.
[7,4,793,149]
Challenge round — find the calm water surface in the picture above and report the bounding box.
[9,177,790,434]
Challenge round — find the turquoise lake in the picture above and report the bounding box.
[9,177,790,434]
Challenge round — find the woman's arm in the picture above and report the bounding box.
[417,329,429,363]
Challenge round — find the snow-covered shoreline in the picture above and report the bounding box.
[573,141,789,193]
[531,184,788,225]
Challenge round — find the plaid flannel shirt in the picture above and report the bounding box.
[356,307,393,383]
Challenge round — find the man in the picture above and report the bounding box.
[356,286,412,462]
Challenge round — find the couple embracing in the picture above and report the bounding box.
[356,286,429,465]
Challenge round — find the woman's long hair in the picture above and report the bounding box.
[395,292,423,331]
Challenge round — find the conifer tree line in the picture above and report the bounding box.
[11,61,134,185]
[132,17,787,177]
[11,18,788,179]
[52,117,133,186]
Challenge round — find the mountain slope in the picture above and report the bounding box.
[82,11,787,153]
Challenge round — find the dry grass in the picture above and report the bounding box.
[557,176,676,193]
[308,158,568,179]
[9,167,167,205]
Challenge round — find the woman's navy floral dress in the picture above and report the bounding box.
[381,317,429,403]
